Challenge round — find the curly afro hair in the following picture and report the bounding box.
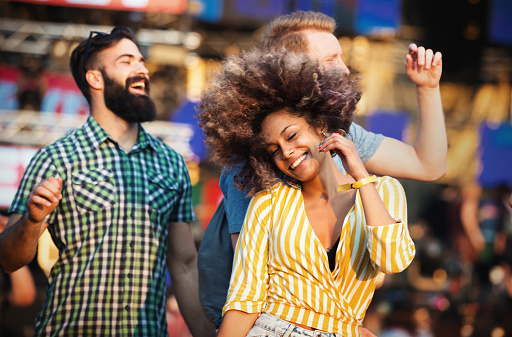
[197,48,362,196]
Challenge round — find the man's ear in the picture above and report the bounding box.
[85,69,103,90]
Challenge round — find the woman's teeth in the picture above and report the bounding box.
[290,153,307,170]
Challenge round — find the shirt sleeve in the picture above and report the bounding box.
[333,155,346,174]
[169,153,196,223]
[364,177,416,274]
[348,122,384,163]
[220,164,251,234]
[8,148,60,225]
[223,190,271,314]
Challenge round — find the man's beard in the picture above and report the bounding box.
[102,70,157,123]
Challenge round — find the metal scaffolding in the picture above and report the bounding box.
[0,18,197,55]
[0,110,197,161]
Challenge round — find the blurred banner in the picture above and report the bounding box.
[365,110,410,142]
[0,65,89,115]
[6,0,187,13]
[353,0,401,36]
[190,0,401,35]
[0,145,38,209]
[488,0,512,46]
[478,122,512,188]
[169,100,208,162]
[0,66,20,111]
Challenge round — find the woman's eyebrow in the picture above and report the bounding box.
[264,124,296,147]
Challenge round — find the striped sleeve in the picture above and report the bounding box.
[168,150,196,223]
[365,177,415,274]
[223,190,272,314]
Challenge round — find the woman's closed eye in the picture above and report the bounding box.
[287,132,297,141]
[269,147,280,157]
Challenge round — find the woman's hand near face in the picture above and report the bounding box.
[318,132,369,181]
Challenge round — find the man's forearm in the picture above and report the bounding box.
[0,213,43,273]
[171,267,216,337]
[414,85,447,180]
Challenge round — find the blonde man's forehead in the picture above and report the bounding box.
[303,31,341,53]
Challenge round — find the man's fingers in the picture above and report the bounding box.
[32,187,58,204]
[425,49,434,69]
[408,43,418,55]
[31,180,62,204]
[433,51,443,66]
[417,46,426,66]
[41,179,62,200]
[47,176,63,190]
[30,194,53,208]
[405,53,415,71]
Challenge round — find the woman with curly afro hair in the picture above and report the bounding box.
[197,49,415,337]
[198,49,360,196]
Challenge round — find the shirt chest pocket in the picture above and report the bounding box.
[72,168,116,213]
[148,173,179,214]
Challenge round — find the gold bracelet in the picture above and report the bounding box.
[337,175,378,191]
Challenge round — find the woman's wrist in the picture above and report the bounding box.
[338,175,378,191]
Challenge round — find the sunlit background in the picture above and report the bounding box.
[0,0,511,336]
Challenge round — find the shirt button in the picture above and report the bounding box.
[128,273,133,278]
[130,182,134,187]
[130,213,134,218]
[130,241,134,247]
[125,305,129,311]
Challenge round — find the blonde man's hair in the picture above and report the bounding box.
[262,11,336,53]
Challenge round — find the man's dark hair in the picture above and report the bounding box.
[70,27,135,104]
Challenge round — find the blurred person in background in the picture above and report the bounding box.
[16,56,47,112]
[0,27,215,336]
[460,183,509,286]
[379,301,415,337]
[166,288,192,337]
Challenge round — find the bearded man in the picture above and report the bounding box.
[0,27,216,337]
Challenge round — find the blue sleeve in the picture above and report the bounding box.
[219,164,251,234]
[347,122,384,163]
[333,155,346,174]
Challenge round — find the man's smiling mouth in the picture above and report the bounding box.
[130,81,146,91]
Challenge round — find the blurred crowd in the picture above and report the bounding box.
[362,182,512,337]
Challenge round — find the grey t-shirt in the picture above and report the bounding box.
[219,122,384,234]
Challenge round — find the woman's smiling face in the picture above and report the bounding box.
[262,110,325,183]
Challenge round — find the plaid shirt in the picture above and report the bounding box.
[9,116,195,336]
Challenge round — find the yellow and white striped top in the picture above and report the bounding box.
[224,176,415,336]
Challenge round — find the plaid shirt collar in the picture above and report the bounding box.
[84,115,159,153]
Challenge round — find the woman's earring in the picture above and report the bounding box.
[321,131,328,137]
